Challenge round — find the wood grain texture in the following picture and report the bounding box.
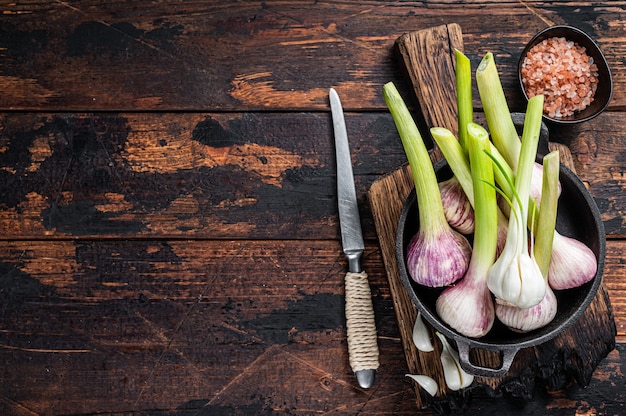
[0,237,624,415]
[0,111,404,239]
[1,2,625,111]
[395,23,464,139]
[0,239,412,414]
[2,112,626,238]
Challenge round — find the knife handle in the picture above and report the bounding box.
[345,271,380,378]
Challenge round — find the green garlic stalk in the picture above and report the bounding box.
[430,124,508,255]
[534,151,560,276]
[496,151,560,332]
[455,49,473,156]
[476,52,521,171]
[486,94,546,309]
[383,82,471,287]
[476,52,560,208]
[427,49,476,235]
[435,125,497,337]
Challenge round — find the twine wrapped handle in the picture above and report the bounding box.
[345,271,380,373]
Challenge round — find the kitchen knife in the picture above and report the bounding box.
[329,88,380,389]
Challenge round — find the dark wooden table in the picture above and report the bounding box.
[1,2,625,415]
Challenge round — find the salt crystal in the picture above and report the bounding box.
[521,36,599,118]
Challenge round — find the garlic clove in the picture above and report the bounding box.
[439,177,475,234]
[548,231,597,290]
[514,254,547,308]
[412,312,434,352]
[439,346,462,390]
[435,332,474,391]
[405,374,438,396]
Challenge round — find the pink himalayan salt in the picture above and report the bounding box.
[521,36,599,118]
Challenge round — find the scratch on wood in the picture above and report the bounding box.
[220,321,264,344]
[0,396,39,416]
[0,344,91,353]
[277,347,351,388]
[518,0,558,27]
[53,0,176,59]
[134,245,246,406]
[204,345,287,408]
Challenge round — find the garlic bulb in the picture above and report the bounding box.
[406,228,472,287]
[496,284,557,332]
[436,129,497,338]
[489,245,546,308]
[405,374,438,396]
[412,312,434,352]
[530,162,561,206]
[384,82,472,288]
[548,232,598,290]
[436,332,474,391]
[439,177,474,234]
[437,279,494,338]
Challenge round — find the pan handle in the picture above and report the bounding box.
[455,341,519,378]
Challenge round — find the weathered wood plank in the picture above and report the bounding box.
[0,1,624,111]
[0,111,403,239]
[2,111,626,239]
[0,239,623,415]
[0,239,409,414]
[1,240,622,340]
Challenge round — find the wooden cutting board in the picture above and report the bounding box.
[368,24,616,410]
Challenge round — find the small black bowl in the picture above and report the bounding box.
[518,25,612,124]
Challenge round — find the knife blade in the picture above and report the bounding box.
[329,88,380,389]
